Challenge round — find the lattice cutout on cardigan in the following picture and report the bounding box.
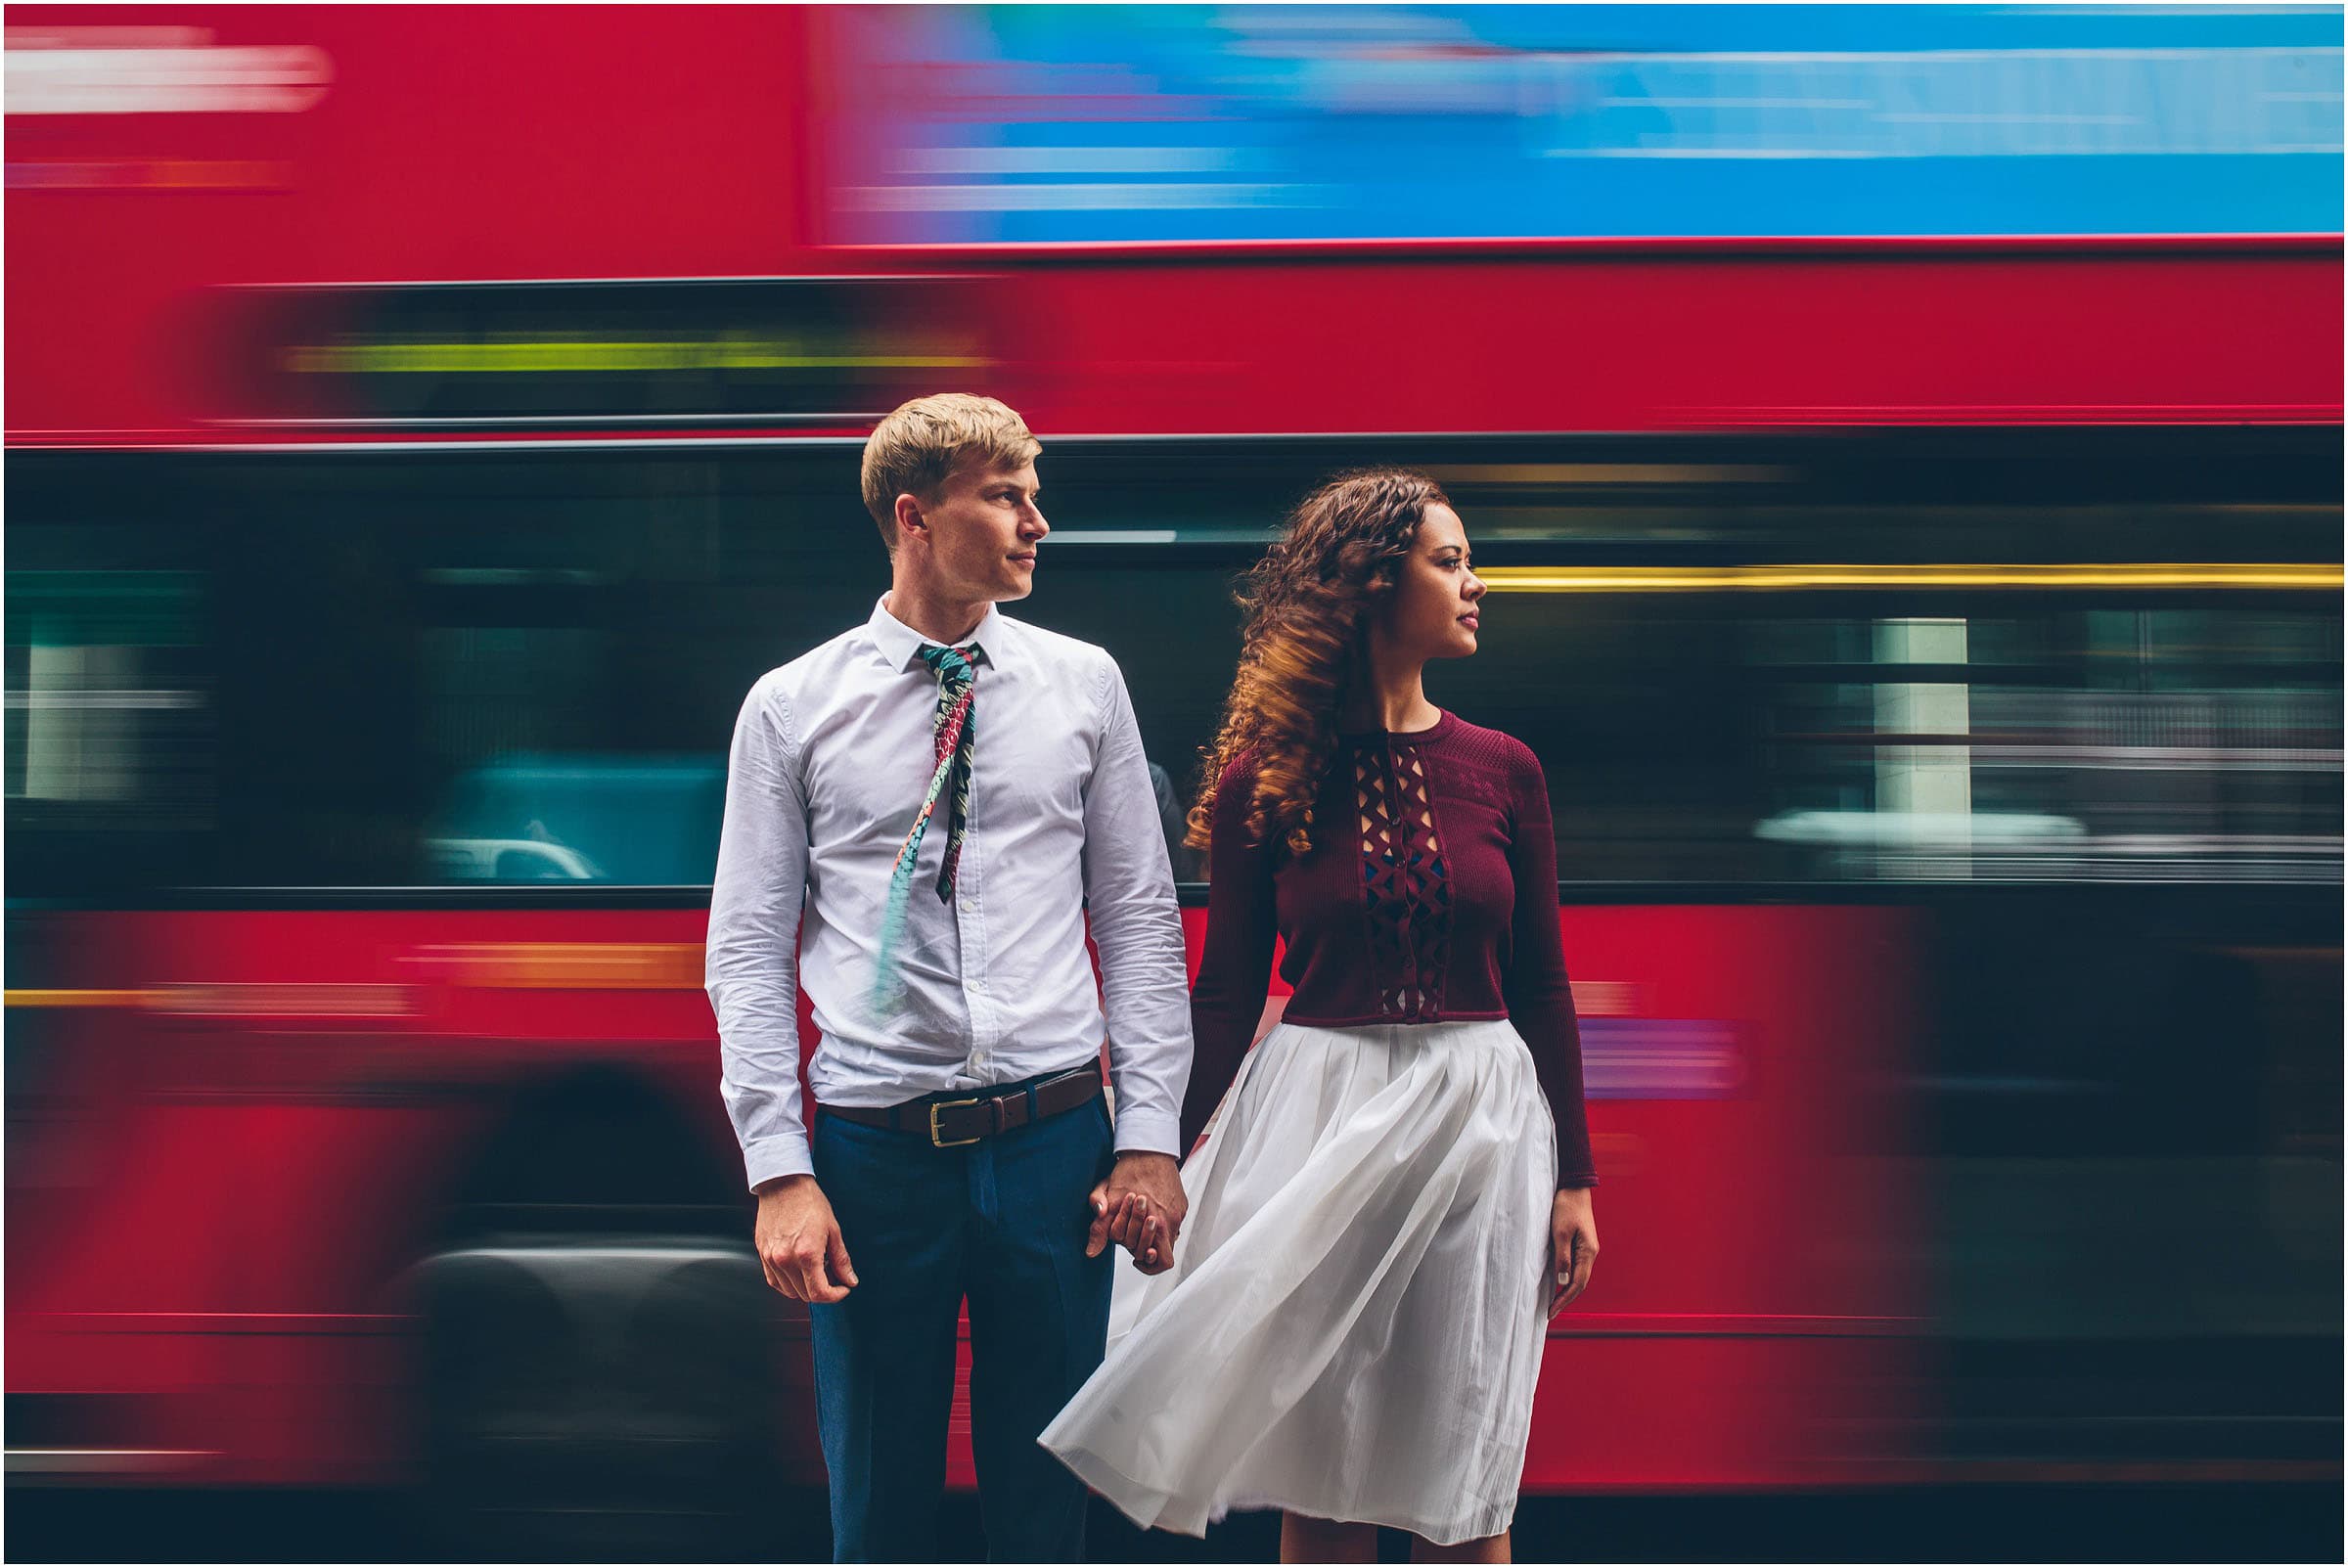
[1354,743,1453,1020]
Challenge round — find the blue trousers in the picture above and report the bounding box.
[808,1086,1115,1563]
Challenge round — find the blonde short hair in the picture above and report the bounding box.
[860,393,1042,550]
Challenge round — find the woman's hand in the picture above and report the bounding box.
[1550,1187,1599,1316]
[1087,1153,1188,1275]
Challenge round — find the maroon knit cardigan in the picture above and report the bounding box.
[1180,710,1599,1187]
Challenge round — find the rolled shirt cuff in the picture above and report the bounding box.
[1108,1105,1183,1161]
[743,1132,816,1192]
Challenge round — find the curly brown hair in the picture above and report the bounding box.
[1188,469,1453,857]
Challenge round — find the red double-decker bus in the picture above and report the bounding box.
[9,6,2339,1553]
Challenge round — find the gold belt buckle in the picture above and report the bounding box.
[928,1097,986,1148]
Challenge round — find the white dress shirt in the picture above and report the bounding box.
[706,595,1194,1191]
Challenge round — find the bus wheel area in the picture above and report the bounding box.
[390,1064,807,1560]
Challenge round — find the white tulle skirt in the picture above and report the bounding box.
[1039,1016,1558,1546]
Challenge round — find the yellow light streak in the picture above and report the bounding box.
[4,989,159,1008]
[1478,563,2343,593]
[285,338,987,375]
[424,941,708,990]
[6,947,710,1008]
[1420,464,1792,486]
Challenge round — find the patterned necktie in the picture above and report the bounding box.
[871,642,979,1013]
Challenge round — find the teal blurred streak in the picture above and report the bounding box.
[429,754,725,885]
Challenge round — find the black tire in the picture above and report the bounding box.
[408,1233,787,1559]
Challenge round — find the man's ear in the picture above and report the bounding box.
[893,492,926,542]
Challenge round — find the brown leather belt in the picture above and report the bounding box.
[819,1066,1103,1149]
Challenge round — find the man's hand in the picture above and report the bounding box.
[1550,1187,1599,1316]
[754,1174,858,1304]
[1086,1151,1186,1275]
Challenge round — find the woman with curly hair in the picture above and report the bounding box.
[1040,470,1601,1562]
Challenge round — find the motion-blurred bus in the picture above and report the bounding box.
[8,5,2340,1552]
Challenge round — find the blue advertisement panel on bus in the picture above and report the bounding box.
[827,3,2345,244]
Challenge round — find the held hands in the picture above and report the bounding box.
[1087,1151,1187,1275]
[755,1150,1187,1300]
[754,1175,859,1303]
[1550,1187,1599,1316]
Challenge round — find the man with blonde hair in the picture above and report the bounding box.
[707,393,1192,1560]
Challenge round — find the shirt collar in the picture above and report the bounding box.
[866,595,1006,674]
